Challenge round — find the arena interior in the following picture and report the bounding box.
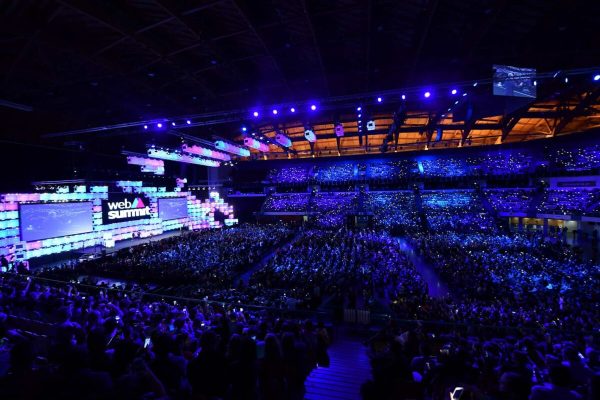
[0,1,599,399]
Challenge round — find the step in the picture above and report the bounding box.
[305,339,370,400]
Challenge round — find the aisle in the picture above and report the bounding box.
[235,231,303,285]
[396,237,450,298]
[305,338,371,400]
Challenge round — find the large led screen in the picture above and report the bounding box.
[493,65,536,98]
[158,198,189,220]
[20,202,93,242]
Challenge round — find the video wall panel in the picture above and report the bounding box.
[158,197,189,220]
[19,202,93,242]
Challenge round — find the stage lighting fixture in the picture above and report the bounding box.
[171,122,176,126]
[157,123,163,128]
[424,91,431,98]
[304,128,317,142]
[186,120,191,124]
[275,133,292,147]
[253,111,259,117]
[242,127,247,132]
[594,74,600,81]
[244,137,270,152]
[357,106,362,111]
[473,82,478,87]
[310,104,316,111]
[335,123,344,137]
[272,109,278,115]
[290,107,296,112]
[148,148,220,167]
[564,77,569,83]
[366,120,376,131]
[401,94,406,100]
[182,144,231,161]
[127,155,164,168]
[533,80,537,86]
[143,125,148,130]
[451,89,457,95]
[215,141,251,157]
[377,97,382,103]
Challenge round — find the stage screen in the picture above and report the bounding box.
[493,65,536,98]
[20,202,93,242]
[158,198,188,220]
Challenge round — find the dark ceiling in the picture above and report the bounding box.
[2,0,600,138]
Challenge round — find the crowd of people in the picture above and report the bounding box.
[537,189,600,216]
[309,192,357,228]
[249,228,426,311]
[0,273,331,399]
[367,191,421,234]
[262,194,310,212]
[316,163,355,183]
[266,166,310,184]
[1,181,599,399]
[485,189,536,213]
[421,190,498,233]
[34,224,294,299]
[549,145,600,172]
[362,318,598,400]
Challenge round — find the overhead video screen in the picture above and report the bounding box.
[20,202,93,242]
[493,65,536,98]
[158,198,188,220]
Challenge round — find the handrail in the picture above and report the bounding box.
[368,312,599,337]
[1,272,330,320]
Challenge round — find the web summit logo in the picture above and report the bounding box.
[106,197,151,220]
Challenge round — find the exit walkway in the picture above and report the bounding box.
[305,337,371,400]
[397,237,450,299]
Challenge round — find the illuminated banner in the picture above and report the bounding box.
[102,193,151,224]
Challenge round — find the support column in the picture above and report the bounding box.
[518,217,524,232]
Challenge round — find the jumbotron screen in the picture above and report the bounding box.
[158,198,189,220]
[19,202,94,242]
[493,65,536,98]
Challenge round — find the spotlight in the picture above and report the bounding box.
[377,97,382,103]
[451,89,457,95]
[290,107,296,113]
[463,93,467,97]
[242,127,247,132]
[171,122,176,126]
[157,123,163,128]
[564,77,569,83]
[358,114,362,118]
[143,125,148,130]
[186,120,191,125]
[473,82,478,87]
[424,91,431,98]
[594,74,600,81]
[253,111,259,117]
[310,104,316,111]
[272,109,278,115]
[401,94,406,100]
[357,106,362,111]
[533,80,537,86]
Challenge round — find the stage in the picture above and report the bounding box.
[29,229,186,270]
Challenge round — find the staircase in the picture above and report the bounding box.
[234,231,303,285]
[413,189,429,232]
[305,338,371,400]
[477,188,498,218]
